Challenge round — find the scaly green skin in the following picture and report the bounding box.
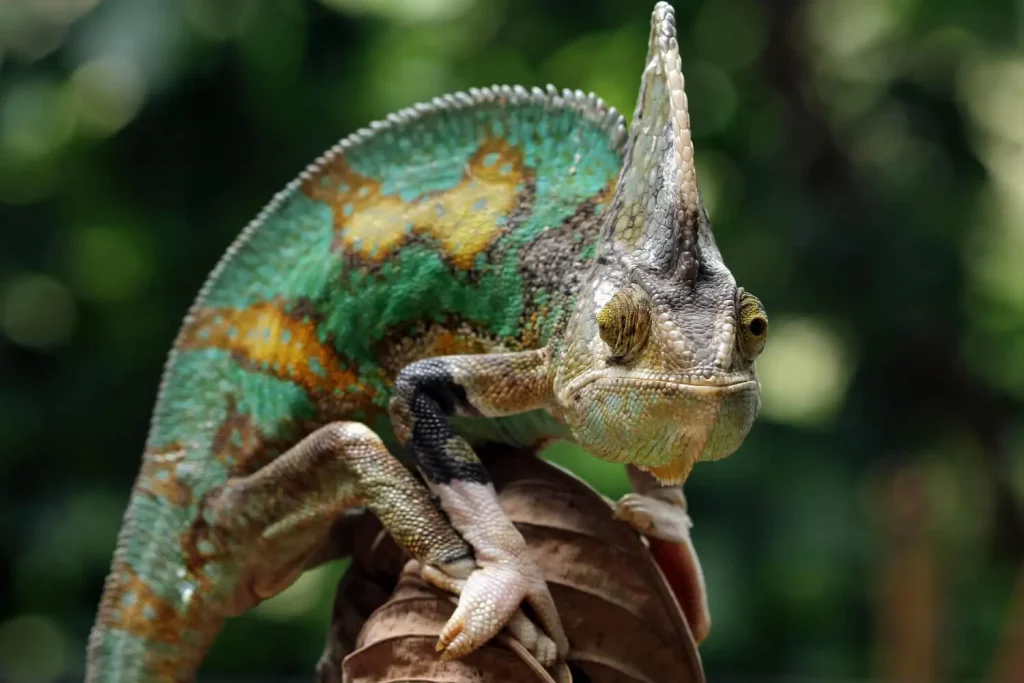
[88,3,768,681]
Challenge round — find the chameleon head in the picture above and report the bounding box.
[552,1,767,485]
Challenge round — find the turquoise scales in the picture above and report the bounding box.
[88,85,627,681]
[89,3,769,681]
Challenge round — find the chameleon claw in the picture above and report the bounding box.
[437,627,472,661]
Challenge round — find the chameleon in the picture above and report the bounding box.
[86,2,768,681]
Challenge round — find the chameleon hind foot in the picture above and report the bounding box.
[614,466,711,643]
[615,490,693,544]
[197,422,474,615]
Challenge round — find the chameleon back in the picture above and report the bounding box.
[159,85,625,489]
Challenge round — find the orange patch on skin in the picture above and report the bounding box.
[303,139,529,268]
[423,329,461,356]
[519,306,549,350]
[96,561,219,678]
[137,444,191,506]
[378,324,502,380]
[99,562,185,643]
[595,177,617,209]
[646,458,695,486]
[178,302,367,401]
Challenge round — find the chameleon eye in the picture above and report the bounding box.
[737,290,768,360]
[596,283,652,363]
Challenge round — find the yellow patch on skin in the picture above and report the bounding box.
[303,139,528,268]
[178,302,368,400]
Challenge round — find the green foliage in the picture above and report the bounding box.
[1,0,1022,680]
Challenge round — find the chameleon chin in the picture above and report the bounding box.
[561,376,762,485]
[87,2,767,682]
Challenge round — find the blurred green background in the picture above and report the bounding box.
[2,0,1024,681]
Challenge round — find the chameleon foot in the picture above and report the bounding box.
[389,353,570,664]
[614,491,693,544]
[414,561,560,668]
[615,466,710,643]
[440,552,561,658]
[614,491,710,643]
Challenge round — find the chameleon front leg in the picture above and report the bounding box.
[390,348,569,662]
[615,465,711,643]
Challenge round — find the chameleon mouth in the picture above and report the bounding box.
[562,370,756,400]
[621,377,758,392]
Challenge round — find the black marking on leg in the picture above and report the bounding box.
[394,359,490,486]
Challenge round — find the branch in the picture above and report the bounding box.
[318,445,706,683]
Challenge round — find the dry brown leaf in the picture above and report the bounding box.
[322,446,706,683]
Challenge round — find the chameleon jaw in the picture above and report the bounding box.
[557,373,761,483]
[559,368,758,402]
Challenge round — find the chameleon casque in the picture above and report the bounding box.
[87,3,768,681]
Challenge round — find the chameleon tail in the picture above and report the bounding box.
[86,491,224,683]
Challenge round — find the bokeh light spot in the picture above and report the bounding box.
[0,79,76,161]
[0,4,67,63]
[365,31,456,115]
[959,55,1024,146]
[68,56,145,136]
[24,0,99,25]
[0,614,68,683]
[1,274,77,351]
[543,27,642,117]
[803,0,903,64]
[801,0,907,86]
[68,226,153,303]
[756,317,854,427]
[319,0,475,24]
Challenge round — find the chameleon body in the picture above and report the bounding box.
[87,3,768,681]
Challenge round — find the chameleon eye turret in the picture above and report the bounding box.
[596,283,652,362]
[737,291,768,360]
